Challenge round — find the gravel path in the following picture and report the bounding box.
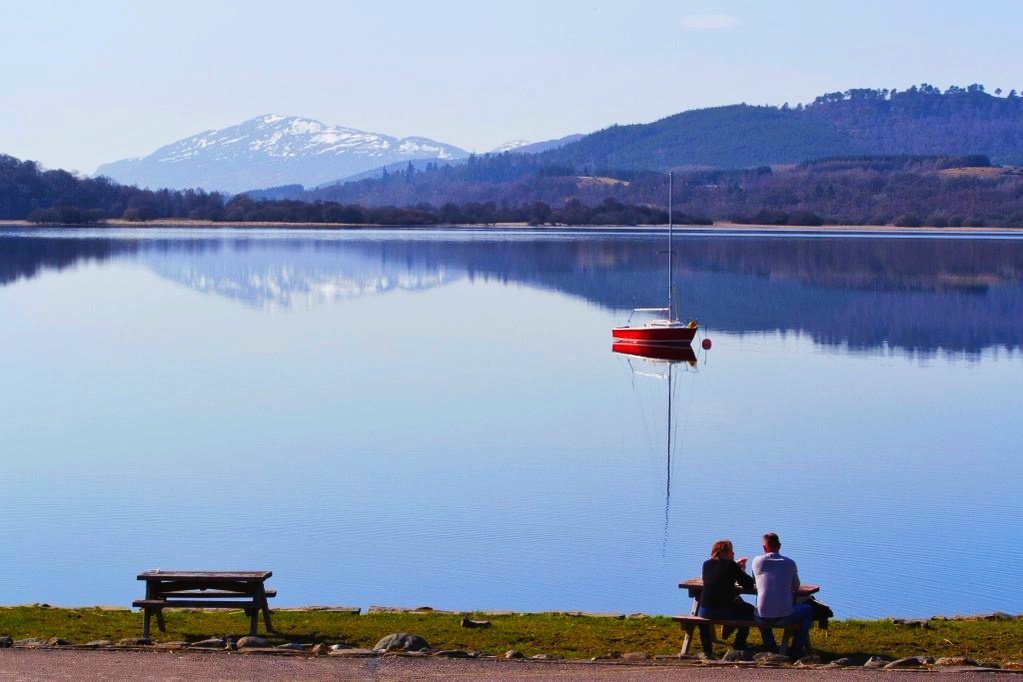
[0,649,999,680]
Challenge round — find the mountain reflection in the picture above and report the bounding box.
[3,230,1023,355]
[145,247,458,309]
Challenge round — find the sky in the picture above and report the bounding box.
[2,0,1023,174]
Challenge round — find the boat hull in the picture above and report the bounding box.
[611,325,697,345]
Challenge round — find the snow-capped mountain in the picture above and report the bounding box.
[96,115,469,193]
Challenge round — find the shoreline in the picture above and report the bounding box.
[0,218,1020,236]
[2,602,1016,620]
[1,605,1020,667]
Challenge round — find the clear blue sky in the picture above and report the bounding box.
[2,0,1021,174]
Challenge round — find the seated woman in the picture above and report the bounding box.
[697,539,756,658]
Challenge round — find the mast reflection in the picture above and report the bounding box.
[612,342,700,553]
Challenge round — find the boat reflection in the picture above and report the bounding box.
[611,342,697,364]
[612,341,701,552]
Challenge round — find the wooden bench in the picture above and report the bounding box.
[673,615,802,656]
[134,570,276,638]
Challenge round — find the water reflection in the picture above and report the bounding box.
[3,228,1023,355]
[2,227,1022,618]
[612,342,699,555]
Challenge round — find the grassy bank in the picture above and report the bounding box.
[2,607,1022,663]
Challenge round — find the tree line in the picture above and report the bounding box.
[0,153,687,226]
[5,150,1023,228]
[307,152,1023,228]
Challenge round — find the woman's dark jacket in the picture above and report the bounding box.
[701,558,755,609]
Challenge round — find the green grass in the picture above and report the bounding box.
[1,608,1022,663]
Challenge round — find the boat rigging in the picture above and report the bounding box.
[611,171,699,347]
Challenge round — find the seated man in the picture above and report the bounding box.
[751,532,814,657]
[697,539,756,659]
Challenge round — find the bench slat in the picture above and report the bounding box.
[152,590,277,599]
[138,571,272,581]
[673,616,801,630]
[134,599,267,609]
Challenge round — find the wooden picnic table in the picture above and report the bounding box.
[676,578,821,656]
[134,570,275,638]
[679,578,820,613]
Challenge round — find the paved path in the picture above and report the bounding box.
[0,649,1000,680]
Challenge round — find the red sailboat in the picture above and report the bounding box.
[611,172,698,347]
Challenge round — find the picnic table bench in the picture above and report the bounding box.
[133,570,276,638]
[675,578,820,656]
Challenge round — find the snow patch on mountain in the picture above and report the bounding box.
[490,140,532,153]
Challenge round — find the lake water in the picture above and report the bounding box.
[1,227,1022,620]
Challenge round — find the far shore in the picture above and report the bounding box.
[0,218,1021,234]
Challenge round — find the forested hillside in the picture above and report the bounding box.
[0,154,227,223]
[540,84,1023,170]
[304,152,1023,227]
[539,105,857,170]
[802,85,1023,162]
[6,84,1023,228]
[0,153,670,226]
[5,150,1023,227]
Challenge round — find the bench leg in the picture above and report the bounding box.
[155,609,166,633]
[248,608,259,636]
[142,609,152,639]
[261,607,274,633]
[680,624,695,656]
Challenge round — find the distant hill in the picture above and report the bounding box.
[94,85,1023,195]
[541,105,857,170]
[541,84,1023,170]
[10,84,1023,228]
[282,84,1023,216]
[298,151,1023,227]
[241,134,589,197]
[801,85,1023,163]
[500,134,585,155]
[316,158,462,189]
[96,114,468,193]
[9,145,1023,228]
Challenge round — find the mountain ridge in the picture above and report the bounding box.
[539,84,1023,170]
[96,114,469,193]
[95,84,1023,195]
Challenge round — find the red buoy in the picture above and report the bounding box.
[702,338,712,350]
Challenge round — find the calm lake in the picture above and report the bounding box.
[1,227,1021,619]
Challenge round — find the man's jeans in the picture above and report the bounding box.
[755,602,814,651]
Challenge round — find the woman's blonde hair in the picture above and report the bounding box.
[710,539,733,559]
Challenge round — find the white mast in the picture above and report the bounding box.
[667,171,674,322]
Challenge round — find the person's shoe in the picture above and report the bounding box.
[697,651,717,661]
